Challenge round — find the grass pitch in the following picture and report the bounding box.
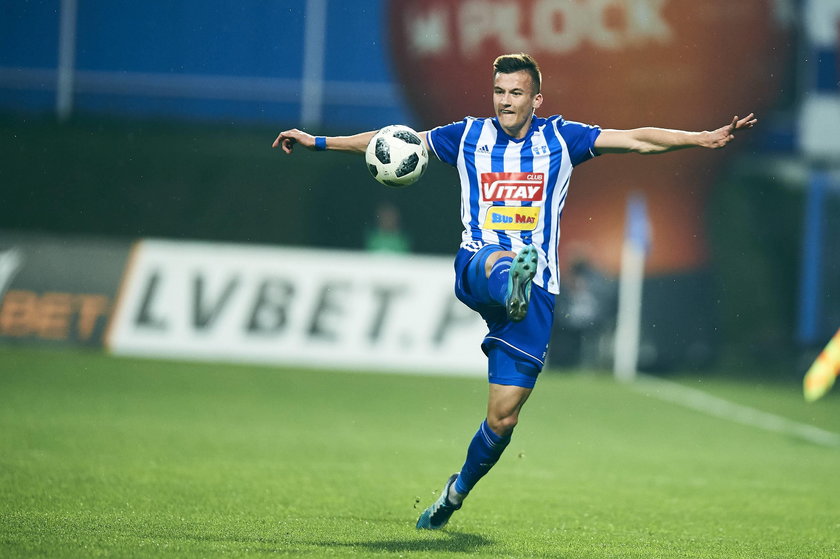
[1,348,838,558]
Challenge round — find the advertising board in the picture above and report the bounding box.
[107,239,488,375]
[0,233,131,347]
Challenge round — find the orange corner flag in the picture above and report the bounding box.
[804,328,840,402]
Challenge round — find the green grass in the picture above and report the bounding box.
[1,348,838,558]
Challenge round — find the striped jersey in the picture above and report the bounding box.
[427,115,602,295]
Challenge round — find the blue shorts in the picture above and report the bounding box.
[487,344,541,388]
[454,243,556,388]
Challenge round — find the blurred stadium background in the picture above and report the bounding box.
[3,2,840,557]
[1,0,839,376]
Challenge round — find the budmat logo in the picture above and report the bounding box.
[484,207,541,230]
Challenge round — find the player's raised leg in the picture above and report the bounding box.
[464,243,537,323]
[506,244,538,322]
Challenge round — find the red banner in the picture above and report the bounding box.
[389,0,790,274]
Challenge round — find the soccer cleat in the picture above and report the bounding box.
[506,244,538,322]
[416,473,462,530]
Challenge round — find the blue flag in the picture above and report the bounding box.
[625,193,651,253]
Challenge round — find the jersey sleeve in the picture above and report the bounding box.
[557,119,602,166]
[426,119,469,167]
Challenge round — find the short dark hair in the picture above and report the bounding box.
[493,53,542,94]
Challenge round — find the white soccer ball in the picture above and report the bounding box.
[365,125,428,187]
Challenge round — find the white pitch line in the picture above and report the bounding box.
[630,374,840,448]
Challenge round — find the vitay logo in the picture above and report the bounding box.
[484,207,541,231]
[480,172,544,202]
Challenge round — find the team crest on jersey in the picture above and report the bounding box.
[484,207,541,231]
[480,172,544,201]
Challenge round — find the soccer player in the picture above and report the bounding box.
[272,53,756,530]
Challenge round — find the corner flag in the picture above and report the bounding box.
[803,328,840,402]
[614,193,651,382]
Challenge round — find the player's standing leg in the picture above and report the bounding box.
[453,382,532,496]
[416,382,532,530]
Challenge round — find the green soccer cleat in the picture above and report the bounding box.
[416,473,462,530]
[506,244,538,322]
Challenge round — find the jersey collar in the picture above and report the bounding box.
[491,115,542,143]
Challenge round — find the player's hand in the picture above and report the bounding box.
[704,113,757,149]
[272,128,316,154]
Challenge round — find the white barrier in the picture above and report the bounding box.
[107,239,488,375]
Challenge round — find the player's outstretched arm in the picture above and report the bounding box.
[272,128,378,155]
[700,114,757,149]
[594,113,757,155]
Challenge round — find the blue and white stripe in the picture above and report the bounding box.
[428,115,600,295]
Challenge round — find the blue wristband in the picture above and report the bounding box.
[314,136,327,151]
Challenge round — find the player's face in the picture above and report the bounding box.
[493,70,543,139]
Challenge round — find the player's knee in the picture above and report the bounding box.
[484,250,516,277]
[487,412,518,437]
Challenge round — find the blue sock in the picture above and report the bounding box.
[454,419,511,497]
[486,257,512,305]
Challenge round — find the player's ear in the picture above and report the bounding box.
[532,93,543,111]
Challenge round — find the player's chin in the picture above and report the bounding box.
[497,112,519,126]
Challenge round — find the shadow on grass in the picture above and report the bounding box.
[328,531,494,554]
